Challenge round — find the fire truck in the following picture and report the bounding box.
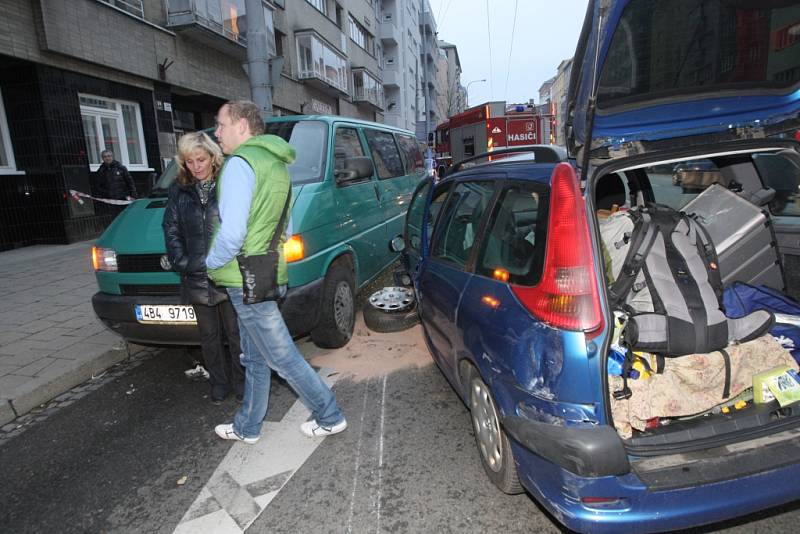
[434,101,555,166]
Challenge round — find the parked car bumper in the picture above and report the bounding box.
[513,433,800,534]
[92,278,325,346]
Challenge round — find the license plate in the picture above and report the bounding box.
[135,305,197,324]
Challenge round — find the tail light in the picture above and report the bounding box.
[284,234,305,263]
[511,163,603,333]
[92,246,118,272]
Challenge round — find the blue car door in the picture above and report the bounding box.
[418,180,496,373]
[457,180,553,380]
[404,178,451,280]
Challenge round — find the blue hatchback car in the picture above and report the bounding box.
[398,0,800,532]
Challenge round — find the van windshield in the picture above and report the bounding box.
[151,160,178,197]
[597,0,800,109]
[150,120,328,196]
[265,120,328,185]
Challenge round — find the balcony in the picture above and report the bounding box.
[166,0,247,58]
[379,19,400,45]
[420,9,435,32]
[352,68,384,111]
[296,31,349,96]
[382,67,400,89]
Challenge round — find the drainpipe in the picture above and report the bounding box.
[245,0,274,119]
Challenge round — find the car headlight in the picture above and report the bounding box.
[92,246,118,272]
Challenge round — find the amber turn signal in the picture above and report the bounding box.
[481,295,500,309]
[492,268,509,282]
[284,234,305,263]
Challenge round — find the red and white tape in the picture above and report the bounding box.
[69,190,134,206]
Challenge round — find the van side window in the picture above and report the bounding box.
[396,134,424,174]
[476,184,548,286]
[333,127,367,173]
[364,129,405,179]
[431,181,495,268]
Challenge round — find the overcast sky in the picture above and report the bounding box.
[428,0,590,107]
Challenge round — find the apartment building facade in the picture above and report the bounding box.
[377,0,421,131]
[436,40,464,118]
[415,0,440,145]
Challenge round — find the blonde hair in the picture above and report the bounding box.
[224,100,265,136]
[175,131,224,186]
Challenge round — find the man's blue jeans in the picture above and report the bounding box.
[226,287,344,439]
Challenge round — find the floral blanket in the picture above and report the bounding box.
[609,335,798,439]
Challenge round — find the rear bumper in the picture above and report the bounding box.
[91,278,325,346]
[511,428,800,533]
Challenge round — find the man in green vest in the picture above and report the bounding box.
[206,100,347,444]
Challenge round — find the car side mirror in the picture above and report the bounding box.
[335,156,373,184]
[390,235,405,253]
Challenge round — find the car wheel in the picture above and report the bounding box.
[362,287,420,333]
[310,260,355,349]
[467,367,523,494]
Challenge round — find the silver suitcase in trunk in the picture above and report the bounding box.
[684,184,784,290]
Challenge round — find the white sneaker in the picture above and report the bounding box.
[185,364,210,381]
[214,423,260,444]
[300,418,348,437]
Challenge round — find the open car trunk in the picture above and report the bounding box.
[592,142,800,483]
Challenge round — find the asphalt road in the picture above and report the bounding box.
[2,331,800,533]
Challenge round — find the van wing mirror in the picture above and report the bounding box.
[335,156,374,184]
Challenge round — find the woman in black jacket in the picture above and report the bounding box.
[162,132,244,404]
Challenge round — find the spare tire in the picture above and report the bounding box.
[363,287,420,333]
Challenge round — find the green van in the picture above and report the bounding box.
[91,115,425,348]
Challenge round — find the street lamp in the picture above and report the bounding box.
[465,78,486,107]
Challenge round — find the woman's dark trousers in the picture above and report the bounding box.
[193,300,245,399]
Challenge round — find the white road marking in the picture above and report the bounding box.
[173,368,340,534]
[345,381,370,534]
[376,374,387,534]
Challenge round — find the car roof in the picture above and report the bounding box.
[443,160,558,186]
[266,115,417,136]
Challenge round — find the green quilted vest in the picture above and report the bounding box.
[208,134,296,287]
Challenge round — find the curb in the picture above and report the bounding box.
[0,399,15,427]
[0,346,135,426]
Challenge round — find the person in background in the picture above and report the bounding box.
[95,149,137,218]
[162,132,245,405]
[207,100,347,444]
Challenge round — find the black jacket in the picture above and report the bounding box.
[96,160,137,200]
[162,181,228,306]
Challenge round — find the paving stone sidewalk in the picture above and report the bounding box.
[0,241,148,426]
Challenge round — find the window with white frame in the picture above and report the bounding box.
[0,88,19,174]
[296,32,348,92]
[353,69,384,108]
[349,15,373,54]
[97,0,144,18]
[79,94,148,170]
[306,0,326,15]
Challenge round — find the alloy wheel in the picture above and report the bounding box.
[333,281,354,335]
[470,377,503,473]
